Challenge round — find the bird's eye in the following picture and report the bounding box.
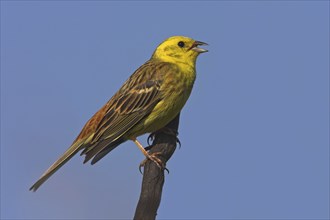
[178,41,185,48]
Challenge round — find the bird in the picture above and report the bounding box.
[30,36,208,191]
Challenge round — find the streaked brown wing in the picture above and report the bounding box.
[74,60,168,143]
[97,81,162,138]
[81,79,162,163]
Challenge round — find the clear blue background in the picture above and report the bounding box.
[1,1,329,219]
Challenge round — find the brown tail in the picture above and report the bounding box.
[29,141,84,192]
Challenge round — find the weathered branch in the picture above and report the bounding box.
[133,114,180,220]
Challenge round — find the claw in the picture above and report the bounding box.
[139,162,170,174]
[147,133,155,145]
[148,128,181,147]
[144,145,154,152]
[138,152,169,174]
[176,137,181,148]
[139,162,145,174]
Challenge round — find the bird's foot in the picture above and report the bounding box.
[139,152,169,174]
[147,127,181,147]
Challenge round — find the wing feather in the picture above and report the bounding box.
[80,61,175,163]
[82,64,173,162]
[82,81,161,162]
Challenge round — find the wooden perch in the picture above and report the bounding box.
[133,114,180,220]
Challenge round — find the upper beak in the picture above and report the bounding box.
[190,41,208,53]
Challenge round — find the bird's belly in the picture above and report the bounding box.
[131,89,191,137]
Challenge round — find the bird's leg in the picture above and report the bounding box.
[147,127,181,147]
[131,138,164,171]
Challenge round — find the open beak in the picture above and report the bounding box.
[190,41,208,53]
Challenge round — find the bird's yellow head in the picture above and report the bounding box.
[152,36,208,67]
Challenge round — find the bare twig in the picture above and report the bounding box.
[133,114,180,220]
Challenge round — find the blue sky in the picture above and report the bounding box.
[1,1,329,219]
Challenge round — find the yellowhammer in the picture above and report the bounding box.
[30,36,208,191]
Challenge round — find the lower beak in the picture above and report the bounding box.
[191,41,208,53]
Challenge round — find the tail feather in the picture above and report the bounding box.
[29,141,85,192]
[91,138,126,165]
